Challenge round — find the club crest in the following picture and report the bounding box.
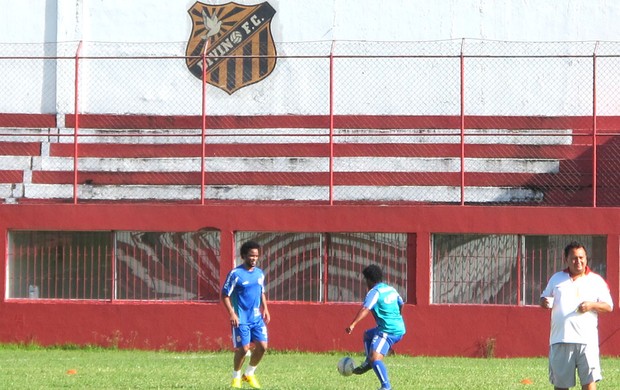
[186,1,277,94]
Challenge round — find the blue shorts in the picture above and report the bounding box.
[232,320,268,348]
[364,327,404,356]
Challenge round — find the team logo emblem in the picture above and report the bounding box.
[186,1,277,94]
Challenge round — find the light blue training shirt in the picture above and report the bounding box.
[363,282,406,336]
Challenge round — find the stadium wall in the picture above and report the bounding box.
[0,204,619,358]
[2,1,620,358]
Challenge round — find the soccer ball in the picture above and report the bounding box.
[337,356,355,376]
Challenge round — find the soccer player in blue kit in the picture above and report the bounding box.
[222,240,271,389]
[346,264,406,390]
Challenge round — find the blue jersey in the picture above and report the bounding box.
[221,265,265,324]
[363,282,406,336]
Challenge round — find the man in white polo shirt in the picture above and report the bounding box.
[540,241,613,390]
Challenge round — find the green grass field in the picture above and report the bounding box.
[0,346,618,389]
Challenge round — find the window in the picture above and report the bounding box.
[115,231,221,301]
[8,231,112,300]
[7,230,221,301]
[521,235,606,305]
[234,231,408,302]
[432,234,606,305]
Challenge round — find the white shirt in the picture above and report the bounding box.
[541,268,613,346]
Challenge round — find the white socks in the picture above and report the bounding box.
[245,365,257,376]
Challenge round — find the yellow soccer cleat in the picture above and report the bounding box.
[242,374,261,389]
[231,377,242,388]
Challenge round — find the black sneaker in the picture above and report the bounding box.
[352,362,372,375]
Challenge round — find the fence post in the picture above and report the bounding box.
[460,38,466,206]
[592,42,599,208]
[201,42,209,205]
[329,41,335,206]
[73,41,83,204]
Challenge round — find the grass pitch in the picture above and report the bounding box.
[0,346,618,389]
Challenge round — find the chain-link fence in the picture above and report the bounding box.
[1,39,619,206]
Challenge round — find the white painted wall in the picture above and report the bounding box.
[1,1,620,116]
[3,0,620,43]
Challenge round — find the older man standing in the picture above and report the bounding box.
[540,241,613,390]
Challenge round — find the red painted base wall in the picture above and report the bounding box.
[0,204,618,357]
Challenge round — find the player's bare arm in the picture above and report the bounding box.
[346,307,370,334]
[222,295,239,327]
[261,293,271,324]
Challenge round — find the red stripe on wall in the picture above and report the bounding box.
[0,114,56,128]
[49,142,589,159]
[60,114,620,130]
[335,143,591,159]
[64,114,331,129]
[0,142,41,156]
[0,113,613,131]
[0,170,23,183]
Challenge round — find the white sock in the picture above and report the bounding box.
[245,365,257,376]
[233,370,241,379]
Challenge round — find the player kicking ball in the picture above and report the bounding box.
[222,240,271,389]
[346,265,406,390]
